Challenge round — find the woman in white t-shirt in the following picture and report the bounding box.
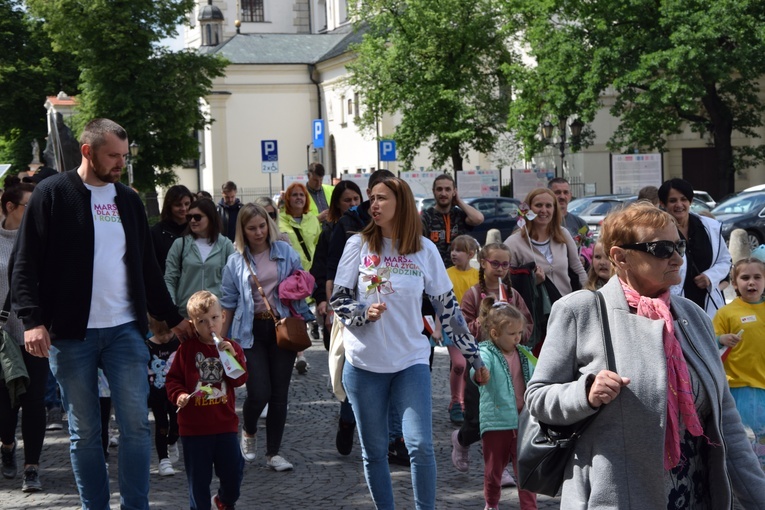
[331,178,489,510]
[164,198,234,317]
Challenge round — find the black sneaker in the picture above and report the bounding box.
[45,408,64,431]
[387,437,410,467]
[336,419,355,456]
[1,442,17,479]
[22,466,42,492]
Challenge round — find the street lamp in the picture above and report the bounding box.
[541,116,584,178]
[128,141,139,188]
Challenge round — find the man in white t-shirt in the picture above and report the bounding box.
[11,118,193,508]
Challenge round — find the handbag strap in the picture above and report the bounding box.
[0,294,10,327]
[243,254,279,325]
[292,227,312,262]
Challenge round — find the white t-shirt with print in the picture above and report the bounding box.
[85,183,136,328]
[334,235,452,373]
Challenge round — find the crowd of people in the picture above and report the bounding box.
[0,117,764,510]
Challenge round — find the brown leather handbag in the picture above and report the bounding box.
[244,255,312,352]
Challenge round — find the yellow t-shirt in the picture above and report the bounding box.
[446,266,479,303]
[712,297,765,389]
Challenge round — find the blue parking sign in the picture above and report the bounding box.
[313,119,325,149]
[261,140,278,161]
[380,140,396,162]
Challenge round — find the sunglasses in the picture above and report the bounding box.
[484,259,511,270]
[185,214,205,222]
[268,211,277,220]
[618,239,686,259]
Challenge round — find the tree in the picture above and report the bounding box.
[347,0,519,171]
[0,0,79,173]
[26,0,227,190]
[506,0,765,196]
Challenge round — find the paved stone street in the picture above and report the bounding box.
[1,342,560,509]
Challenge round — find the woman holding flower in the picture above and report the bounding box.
[330,178,488,510]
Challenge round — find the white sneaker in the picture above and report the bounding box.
[167,442,180,464]
[266,455,293,472]
[158,458,175,476]
[240,434,257,462]
[259,403,269,419]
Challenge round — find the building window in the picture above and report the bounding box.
[347,98,353,116]
[354,92,360,120]
[242,0,265,22]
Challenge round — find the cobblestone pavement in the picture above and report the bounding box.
[1,342,561,509]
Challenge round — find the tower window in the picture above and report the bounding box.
[242,0,265,22]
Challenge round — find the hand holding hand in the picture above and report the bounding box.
[587,370,630,408]
[172,319,195,343]
[473,366,491,386]
[366,302,387,322]
[25,326,51,358]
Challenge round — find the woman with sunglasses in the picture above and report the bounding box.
[525,202,765,508]
[0,183,48,492]
[164,198,234,318]
[151,185,195,273]
[658,178,731,318]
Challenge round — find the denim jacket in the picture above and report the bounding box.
[220,241,315,348]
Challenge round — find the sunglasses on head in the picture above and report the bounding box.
[484,259,510,270]
[185,214,204,222]
[618,239,686,259]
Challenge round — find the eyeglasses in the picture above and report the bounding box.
[14,202,27,208]
[618,240,686,259]
[484,259,511,270]
[268,211,277,219]
[185,214,204,222]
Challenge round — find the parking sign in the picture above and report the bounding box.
[380,140,396,162]
[313,119,325,149]
[261,140,279,173]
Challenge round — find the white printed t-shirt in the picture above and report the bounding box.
[85,183,136,328]
[334,235,452,373]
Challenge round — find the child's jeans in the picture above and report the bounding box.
[482,429,537,510]
[181,432,244,510]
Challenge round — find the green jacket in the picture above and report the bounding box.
[472,341,535,436]
[164,234,235,317]
[0,330,29,408]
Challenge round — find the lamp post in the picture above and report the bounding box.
[128,141,139,188]
[541,116,584,178]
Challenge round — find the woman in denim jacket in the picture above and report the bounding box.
[221,203,314,473]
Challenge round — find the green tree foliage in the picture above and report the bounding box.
[26,0,227,190]
[0,0,79,173]
[347,0,518,171]
[507,0,765,195]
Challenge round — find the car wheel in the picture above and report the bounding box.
[747,230,762,251]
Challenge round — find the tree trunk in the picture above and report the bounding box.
[702,85,735,197]
[451,146,463,171]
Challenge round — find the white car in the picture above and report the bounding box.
[693,190,716,208]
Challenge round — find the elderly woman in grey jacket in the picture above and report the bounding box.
[525,202,765,509]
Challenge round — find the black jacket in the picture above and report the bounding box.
[10,170,184,339]
[217,200,243,242]
[150,219,187,273]
[325,201,371,282]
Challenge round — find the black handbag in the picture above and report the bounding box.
[516,290,614,497]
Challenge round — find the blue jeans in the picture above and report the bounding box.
[45,367,62,410]
[49,322,151,510]
[343,362,436,510]
[181,432,244,510]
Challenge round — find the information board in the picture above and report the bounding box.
[512,168,553,200]
[456,170,500,198]
[611,153,663,194]
[341,172,373,192]
[400,171,441,197]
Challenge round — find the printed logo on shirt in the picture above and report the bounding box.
[740,315,758,324]
[383,255,423,277]
[363,254,381,268]
[93,202,122,223]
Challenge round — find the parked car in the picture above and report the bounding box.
[462,197,521,246]
[415,197,435,213]
[568,194,632,217]
[578,196,637,238]
[693,190,716,208]
[690,198,713,215]
[711,191,765,250]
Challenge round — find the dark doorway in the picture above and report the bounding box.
[330,135,337,179]
[682,147,720,200]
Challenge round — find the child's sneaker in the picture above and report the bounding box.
[448,402,464,425]
[212,493,236,509]
[451,430,469,472]
[167,442,180,464]
[266,455,293,472]
[158,458,175,476]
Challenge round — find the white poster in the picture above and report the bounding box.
[512,168,553,201]
[456,170,500,198]
[611,153,663,194]
[340,172,373,194]
[400,171,441,198]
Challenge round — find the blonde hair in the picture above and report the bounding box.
[450,235,479,254]
[520,188,566,244]
[585,242,613,291]
[186,290,221,320]
[361,178,422,255]
[480,296,525,342]
[234,203,279,254]
[600,202,676,261]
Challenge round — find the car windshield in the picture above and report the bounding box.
[568,198,595,216]
[712,193,765,215]
[581,201,620,216]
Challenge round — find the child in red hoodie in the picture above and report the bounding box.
[166,291,248,510]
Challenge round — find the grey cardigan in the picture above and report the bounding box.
[525,276,765,509]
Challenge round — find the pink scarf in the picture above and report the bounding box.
[620,280,704,470]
